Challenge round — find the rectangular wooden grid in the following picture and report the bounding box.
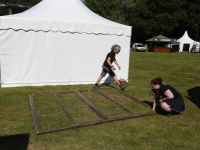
[29,88,155,135]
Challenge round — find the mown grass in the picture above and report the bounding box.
[0,51,200,150]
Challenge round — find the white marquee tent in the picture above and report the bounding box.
[0,0,132,87]
[177,31,195,52]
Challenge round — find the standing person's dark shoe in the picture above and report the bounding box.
[120,84,126,91]
[93,84,99,90]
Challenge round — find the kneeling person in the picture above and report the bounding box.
[150,78,185,115]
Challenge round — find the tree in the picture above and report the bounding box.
[180,0,200,40]
[127,0,187,42]
[0,0,42,16]
[84,0,126,24]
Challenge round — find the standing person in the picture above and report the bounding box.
[150,78,185,115]
[93,44,126,90]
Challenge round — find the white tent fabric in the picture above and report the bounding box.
[0,0,131,36]
[0,0,132,87]
[177,31,194,52]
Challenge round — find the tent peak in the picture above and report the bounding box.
[145,35,168,42]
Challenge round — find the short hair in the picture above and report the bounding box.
[150,78,163,85]
[111,44,121,51]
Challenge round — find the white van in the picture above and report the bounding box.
[132,43,145,52]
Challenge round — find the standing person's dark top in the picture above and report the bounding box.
[103,50,116,68]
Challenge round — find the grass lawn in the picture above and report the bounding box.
[0,51,200,150]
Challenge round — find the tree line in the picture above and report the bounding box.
[1,0,200,43]
[85,0,200,43]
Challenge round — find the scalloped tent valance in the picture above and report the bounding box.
[0,0,131,36]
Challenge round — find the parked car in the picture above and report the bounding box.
[132,43,145,52]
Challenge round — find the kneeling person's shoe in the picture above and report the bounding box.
[120,84,126,91]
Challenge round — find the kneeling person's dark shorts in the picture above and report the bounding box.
[100,65,116,77]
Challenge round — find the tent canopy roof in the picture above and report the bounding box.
[0,0,131,36]
[145,35,168,42]
[177,31,194,44]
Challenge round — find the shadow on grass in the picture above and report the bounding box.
[187,86,200,108]
[0,133,30,150]
[99,76,115,88]
[142,100,153,108]
[100,83,115,88]
[100,76,127,89]
[142,100,181,117]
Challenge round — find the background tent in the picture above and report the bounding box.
[177,31,195,52]
[0,0,132,87]
[146,35,170,52]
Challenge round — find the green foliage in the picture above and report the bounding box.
[181,0,200,39]
[0,7,7,16]
[84,0,200,42]
[84,0,126,24]
[128,0,187,42]
[0,0,41,16]
[5,0,41,6]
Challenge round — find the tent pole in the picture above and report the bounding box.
[190,34,199,53]
[8,8,12,15]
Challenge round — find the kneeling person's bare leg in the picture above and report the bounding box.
[160,102,171,112]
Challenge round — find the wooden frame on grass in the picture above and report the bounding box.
[29,88,155,135]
